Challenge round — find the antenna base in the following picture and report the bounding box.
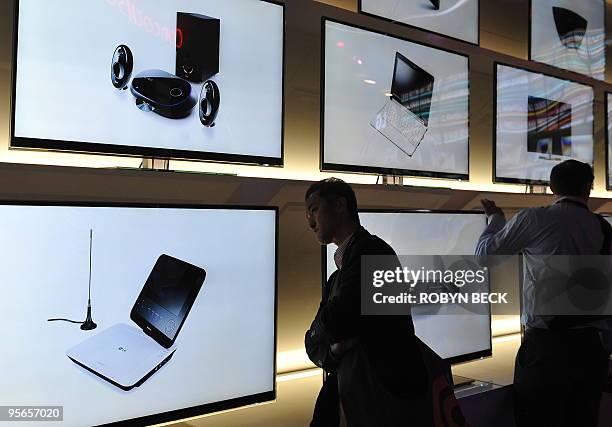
[80,305,97,331]
[80,320,97,331]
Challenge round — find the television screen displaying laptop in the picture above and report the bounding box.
[324,210,491,363]
[0,203,276,426]
[11,0,284,164]
[359,0,479,45]
[530,0,604,80]
[322,19,469,179]
[495,63,594,185]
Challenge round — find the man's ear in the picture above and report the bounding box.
[334,197,348,216]
[549,182,558,195]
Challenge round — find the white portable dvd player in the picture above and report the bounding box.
[65,254,206,391]
[67,323,175,391]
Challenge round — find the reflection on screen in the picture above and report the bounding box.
[527,96,572,159]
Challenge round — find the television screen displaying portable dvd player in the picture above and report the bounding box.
[0,202,277,427]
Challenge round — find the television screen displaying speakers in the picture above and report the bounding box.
[11,0,284,165]
[495,63,594,185]
[359,0,479,45]
[324,210,492,363]
[530,0,605,80]
[0,203,277,426]
[322,19,469,179]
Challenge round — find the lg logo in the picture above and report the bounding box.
[118,347,127,352]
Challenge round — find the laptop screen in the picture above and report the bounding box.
[391,52,435,126]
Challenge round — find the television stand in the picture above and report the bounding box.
[526,184,547,194]
[453,375,476,388]
[378,175,403,186]
[141,158,170,171]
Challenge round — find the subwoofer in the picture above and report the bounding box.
[176,12,220,83]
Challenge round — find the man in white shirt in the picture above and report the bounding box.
[475,160,611,427]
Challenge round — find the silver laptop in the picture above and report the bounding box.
[371,52,435,157]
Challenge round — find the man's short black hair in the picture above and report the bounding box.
[550,160,593,197]
[305,178,360,224]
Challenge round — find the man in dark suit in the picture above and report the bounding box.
[304,178,427,427]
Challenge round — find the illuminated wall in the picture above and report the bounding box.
[0,0,610,376]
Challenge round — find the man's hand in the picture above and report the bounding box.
[330,338,358,358]
[481,199,504,217]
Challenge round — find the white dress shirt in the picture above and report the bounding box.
[475,196,611,329]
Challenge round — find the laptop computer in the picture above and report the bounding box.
[371,52,435,157]
[66,254,206,391]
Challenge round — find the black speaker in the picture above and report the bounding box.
[111,45,133,90]
[130,69,197,119]
[199,80,220,127]
[176,12,220,83]
[552,6,587,50]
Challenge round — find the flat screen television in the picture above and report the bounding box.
[530,0,605,80]
[323,210,491,364]
[11,0,284,165]
[494,62,594,185]
[358,0,479,45]
[321,18,470,180]
[607,92,612,190]
[0,202,277,427]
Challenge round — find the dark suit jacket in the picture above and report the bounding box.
[305,226,428,426]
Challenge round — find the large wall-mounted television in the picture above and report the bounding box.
[321,18,470,180]
[0,202,277,426]
[11,0,284,165]
[323,210,491,364]
[495,63,594,185]
[359,0,479,45]
[530,0,605,80]
[607,92,612,191]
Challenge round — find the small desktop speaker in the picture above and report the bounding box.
[111,45,134,90]
[176,12,220,83]
[199,80,220,127]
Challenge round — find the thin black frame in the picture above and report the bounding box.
[528,0,606,82]
[320,17,471,181]
[357,0,481,47]
[0,200,279,427]
[9,0,286,167]
[321,209,492,365]
[493,61,596,186]
[606,92,611,191]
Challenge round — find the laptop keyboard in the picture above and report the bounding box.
[370,99,427,157]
